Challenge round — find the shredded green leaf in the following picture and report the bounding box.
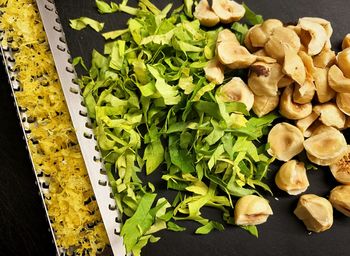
[74,1,273,254]
[242,2,264,25]
[69,17,104,32]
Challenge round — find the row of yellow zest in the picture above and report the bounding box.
[0,0,109,254]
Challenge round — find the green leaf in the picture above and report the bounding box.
[95,0,119,14]
[167,221,186,232]
[242,3,264,25]
[192,82,216,102]
[195,221,225,235]
[183,0,194,18]
[119,0,139,15]
[231,22,249,44]
[144,140,164,175]
[148,65,181,105]
[121,193,157,254]
[102,28,129,40]
[241,225,259,238]
[169,136,195,173]
[72,56,88,71]
[69,17,104,32]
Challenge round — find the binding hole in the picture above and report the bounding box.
[83,132,92,139]
[53,26,62,33]
[100,168,107,175]
[71,78,78,85]
[109,193,114,199]
[98,180,107,186]
[79,110,87,117]
[42,182,49,189]
[109,204,117,211]
[66,66,74,73]
[69,87,79,94]
[59,37,66,44]
[44,4,53,11]
[55,17,61,24]
[80,101,86,107]
[95,145,100,152]
[93,156,100,162]
[57,44,65,52]
[85,122,93,129]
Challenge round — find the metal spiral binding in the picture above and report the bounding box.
[35,0,125,255]
[0,31,62,255]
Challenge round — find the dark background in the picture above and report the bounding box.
[0,60,56,255]
[1,0,350,255]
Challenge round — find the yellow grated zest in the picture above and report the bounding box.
[0,0,109,255]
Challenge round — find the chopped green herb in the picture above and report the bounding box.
[69,17,104,32]
[74,1,274,254]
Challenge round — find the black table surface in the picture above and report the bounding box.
[1,0,350,255]
[0,61,56,255]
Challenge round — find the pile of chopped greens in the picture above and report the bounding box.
[72,0,277,255]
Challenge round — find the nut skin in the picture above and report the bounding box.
[329,185,350,217]
[234,195,273,226]
[275,160,309,195]
[279,85,313,120]
[294,194,333,233]
[267,122,304,162]
[330,146,350,185]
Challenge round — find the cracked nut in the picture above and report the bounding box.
[294,194,333,233]
[234,195,273,226]
[329,185,350,217]
[279,85,312,120]
[275,160,309,195]
[217,77,254,111]
[248,62,284,96]
[194,0,220,27]
[267,122,304,162]
[304,126,347,166]
[330,146,350,185]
